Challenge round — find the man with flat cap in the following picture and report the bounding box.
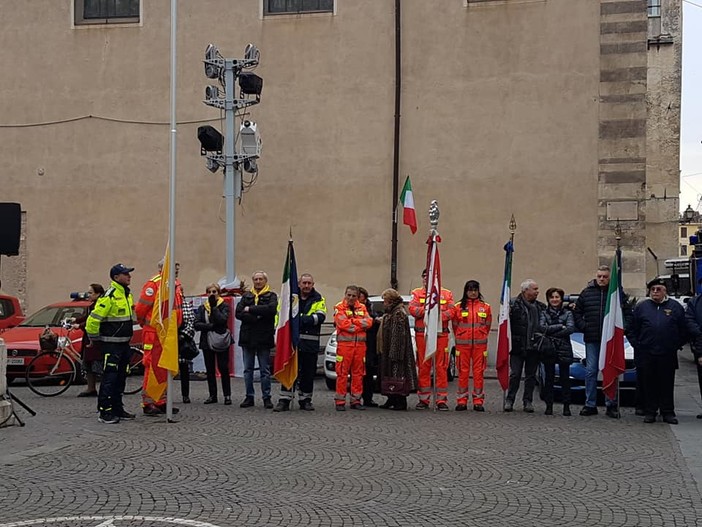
[628,277,687,424]
[86,263,137,424]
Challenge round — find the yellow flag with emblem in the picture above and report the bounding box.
[154,243,179,375]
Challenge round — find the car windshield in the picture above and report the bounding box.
[20,305,87,327]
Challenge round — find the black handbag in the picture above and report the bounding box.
[381,377,408,396]
[535,333,557,363]
[178,333,199,361]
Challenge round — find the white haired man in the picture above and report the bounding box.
[504,279,546,412]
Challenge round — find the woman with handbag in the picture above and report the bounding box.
[194,283,232,405]
[538,287,575,416]
[377,288,418,411]
[73,283,105,398]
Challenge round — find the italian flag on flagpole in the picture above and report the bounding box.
[599,249,626,401]
[273,240,300,388]
[398,176,417,234]
[495,239,514,392]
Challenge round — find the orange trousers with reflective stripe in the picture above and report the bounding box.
[335,342,366,405]
[456,345,487,405]
[416,333,449,403]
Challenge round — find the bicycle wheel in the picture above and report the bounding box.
[123,347,144,395]
[25,351,76,397]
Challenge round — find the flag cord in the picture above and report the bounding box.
[432,356,437,412]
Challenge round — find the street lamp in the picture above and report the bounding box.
[683,204,695,223]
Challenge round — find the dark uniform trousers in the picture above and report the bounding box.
[640,353,676,417]
[98,342,131,414]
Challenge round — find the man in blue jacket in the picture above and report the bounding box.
[629,278,686,424]
[684,281,702,419]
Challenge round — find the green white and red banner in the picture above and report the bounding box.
[399,176,417,234]
[273,240,300,388]
[599,249,626,400]
[495,240,514,391]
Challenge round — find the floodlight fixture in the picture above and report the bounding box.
[204,44,221,79]
[239,72,263,98]
[205,85,220,100]
[197,125,224,153]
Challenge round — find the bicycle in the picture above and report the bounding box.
[25,321,144,397]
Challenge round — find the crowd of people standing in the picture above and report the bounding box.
[81,259,702,425]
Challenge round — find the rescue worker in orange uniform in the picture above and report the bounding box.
[408,269,454,410]
[135,260,184,416]
[333,285,373,411]
[451,280,492,412]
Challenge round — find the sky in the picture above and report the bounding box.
[680,0,702,212]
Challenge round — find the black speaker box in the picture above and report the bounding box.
[0,202,21,256]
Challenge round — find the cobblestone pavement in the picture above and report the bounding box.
[2,354,702,527]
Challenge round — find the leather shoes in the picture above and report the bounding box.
[437,402,449,411]
[455,404,468,412]
[224,397,232,406]
[697,414,702,419]
[263,398,274,409]
[605,406,620,419]
[523,401,534,413]
[203,397,218,404]
[662,414,678,425]
[182,397,191,404]
[473,404,485,412]
[240,397,254,408]
[580,406,598,416]
[643,415,656,423]
[503,400,514,412]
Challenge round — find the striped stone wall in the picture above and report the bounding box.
[599,0,649,293]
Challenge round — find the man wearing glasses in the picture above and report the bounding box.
[629,278,686,424]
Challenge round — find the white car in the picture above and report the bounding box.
[324,295,425,390]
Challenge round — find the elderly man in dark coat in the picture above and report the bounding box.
[629,278,686,424]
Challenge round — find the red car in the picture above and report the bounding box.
[0,294,24,332]
[4,297,143,383]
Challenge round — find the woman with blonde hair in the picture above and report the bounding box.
[194,283,232,405]
[377,288,418,410]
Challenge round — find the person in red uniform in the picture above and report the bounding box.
[333,285,373,411]
[135,260,184,416]
[451,280,492,412]
[408,269,454,410]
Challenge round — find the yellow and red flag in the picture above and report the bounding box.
[144,243,179,402]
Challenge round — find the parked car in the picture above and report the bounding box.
[0,293,24,332]
[538,332,636,405]
[323,295,456,390]
[4,296,143,383]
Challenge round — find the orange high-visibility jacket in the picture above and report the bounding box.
[451,299,492,347]
[135,273,184,329]
[333,300,373,343]
[408,287,454,334]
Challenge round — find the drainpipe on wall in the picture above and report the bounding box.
[390,0,402,290]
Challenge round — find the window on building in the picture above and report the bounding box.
[681,245,688,257]
[264,0,334,15]
[648,0,661,17]
[75,0,140,25]
[682,227,688,239]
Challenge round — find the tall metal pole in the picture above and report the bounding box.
[390,0,402,290]
[166,0,177,422]
[224,61,241,285]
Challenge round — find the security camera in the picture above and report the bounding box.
[240,121,261,158]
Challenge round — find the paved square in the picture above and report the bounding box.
[2,356,702,527]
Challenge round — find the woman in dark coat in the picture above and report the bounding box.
[538,287,575,416]
[194,283,232,405]
[377,288,418,410]
[74,283,105,397]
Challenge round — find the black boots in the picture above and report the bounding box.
[545,403,553,415]
[563,404,571,416]
[273,399,290,412]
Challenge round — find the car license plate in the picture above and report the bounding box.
[7,357,24,366]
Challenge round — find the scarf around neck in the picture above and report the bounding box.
[204,296,224,314]
[252,284,270,305]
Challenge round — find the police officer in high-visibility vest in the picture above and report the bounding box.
[86,263,137,424]
[333,285,373,411]
[451,280,492,412]
[408,269,454,410]
[273,273,326,412]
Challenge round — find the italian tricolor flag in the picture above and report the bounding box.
[399,176,417,234]
[273,240,300,389]
[495,240,514,391]
[599,249,626,401]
